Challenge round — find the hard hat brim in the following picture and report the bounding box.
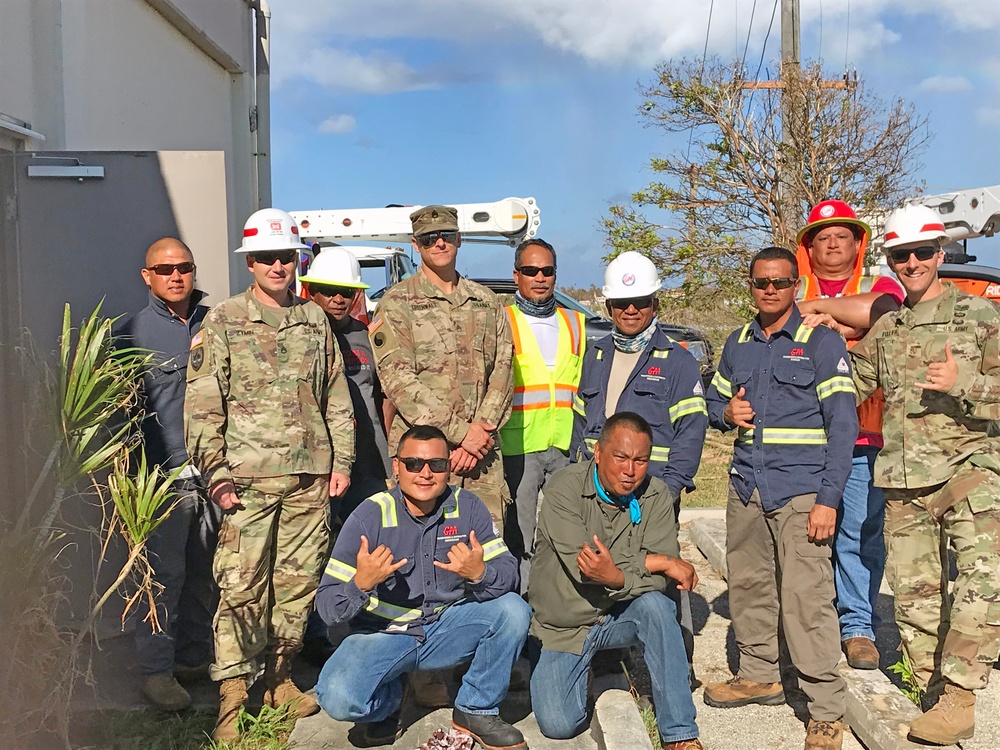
[797,216,871,245]
[297,275,370,289]
[234,242,311,254]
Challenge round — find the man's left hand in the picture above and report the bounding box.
[915,341,959,393]
[807,504,837,543]
[433,529,486,582]
[577,535,625,589]
[450,447,478,474]
[329,472,351,498]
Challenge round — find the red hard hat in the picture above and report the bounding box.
[797,199,871,244]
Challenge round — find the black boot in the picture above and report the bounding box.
[359,707,404,747]
[452,709,527,750]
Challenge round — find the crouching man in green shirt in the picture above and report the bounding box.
[527,412,705,750]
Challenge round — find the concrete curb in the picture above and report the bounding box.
[686,518,959,750]
[592,681,655,750]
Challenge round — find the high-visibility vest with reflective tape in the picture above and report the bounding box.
[499,305,586,455]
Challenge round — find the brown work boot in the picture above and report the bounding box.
[842,638,879,670]
[409,670,452,708]
[212,677,248,743]
[804,720,843,750]
[663,739,705,749]
[908,683,976,745]
[703,675,785,708]
[263,653,320,718]
[141,673,192,711]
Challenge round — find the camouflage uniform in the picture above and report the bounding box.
[370,267,514,528]
[851,282,1000,691]
[185,287,354,681]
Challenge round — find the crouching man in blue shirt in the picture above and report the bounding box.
[313,424,530,750]
[703,247,857,750]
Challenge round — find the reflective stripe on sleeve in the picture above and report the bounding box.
[711,371,733,399]
[815,375,856,401]
[573,393,586,416]
[324,557,357,583]
[481,537,509,562]
[669,396,708,422]
[650,445,671,461]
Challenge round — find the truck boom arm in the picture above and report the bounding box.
[908,185,1000,243]
[291,197,541,246]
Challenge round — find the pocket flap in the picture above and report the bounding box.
[773,362,815,387]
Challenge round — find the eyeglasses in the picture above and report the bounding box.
[309,284,357,299]
[516,265,556,278]
[252,251,298,266]
[888,246,938,265]
[608,296,654,310]
[750,277,798,290]
[397,456,450,473]
[147,262,195,276]
[415,231,459,248]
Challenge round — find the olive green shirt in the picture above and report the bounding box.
[527,460,680,654]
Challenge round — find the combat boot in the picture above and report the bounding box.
[804,719,843,750]
[908,683,976,745]
[263,652,320,718]
[213,677,248,743]
[703,675,785,708]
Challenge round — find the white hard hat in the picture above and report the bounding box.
[236,208,310,254]
[298,247,369,289]
[602,251,662,299]
[883,204,949,250]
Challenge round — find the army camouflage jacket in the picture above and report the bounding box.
[184,287,355,488]
[851,282,1000,490]
[369,268,514,451]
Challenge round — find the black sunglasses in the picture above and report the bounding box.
[252,251,298,266]
[516,265,556,278]
[608,296,654,310]
[397,456,450,474]
[309,283,357,299]
[750,277,798,290]
[147,262,195,276]
[415,231,459,248]
[888,246,938,265]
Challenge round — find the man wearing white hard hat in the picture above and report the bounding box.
[850,204,1000,746]
[184,208,356,742]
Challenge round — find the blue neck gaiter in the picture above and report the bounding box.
[593,465,641,524]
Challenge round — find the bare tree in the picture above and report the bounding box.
[605,57,931,313]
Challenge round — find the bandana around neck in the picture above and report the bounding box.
[612,319,657,354]
[593,465,642,524]
[515,291,557,318]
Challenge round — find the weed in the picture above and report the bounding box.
[211,705,296,750]
[887,651,924,706]
[638,701,659,749]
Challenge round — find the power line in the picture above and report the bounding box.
[818,0,823,62]
[745,0,779,112]
[741,0,759,73]
[686,0,715,163]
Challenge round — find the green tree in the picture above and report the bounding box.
[605,58,931,313]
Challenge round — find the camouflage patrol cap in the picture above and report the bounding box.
[410,205,459,237]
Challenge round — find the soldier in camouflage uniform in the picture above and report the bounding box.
[850,205,1000,746]
[184,208,355,743]
[369,205,514,530]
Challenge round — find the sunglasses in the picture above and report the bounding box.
[415,231,459,248]
[252,251,298,266]
[310,284,357,299]
[516,265,556,278]
[608,296,654,310]
[147,262,195,276]
[397,456,450,474]
[750,277,797,290]
[888,246,938,265]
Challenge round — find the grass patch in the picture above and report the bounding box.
[683,430,732,508]
[638,700,659,749]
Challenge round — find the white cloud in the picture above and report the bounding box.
[272,45,439,94]
[917,75,972,93]
[318,114,356,134]
[977,107,1000,126]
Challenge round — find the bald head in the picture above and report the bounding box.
[146,237,193,267]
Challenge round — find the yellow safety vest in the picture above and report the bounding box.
[499,305,586,455]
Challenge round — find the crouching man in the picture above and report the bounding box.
[313,425,531,750]
[528,412,704,750]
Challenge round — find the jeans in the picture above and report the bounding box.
[529,592,698,743]
[134,481,221,677]
[315,593,530,722]
[503,447,570,591]
[833,446,885,642]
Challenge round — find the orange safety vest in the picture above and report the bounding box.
[795,238,884,442]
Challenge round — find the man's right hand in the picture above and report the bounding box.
[354,535,408,592]
[461,421,496,459]
[723,387,756,429]
[210,480,242,511]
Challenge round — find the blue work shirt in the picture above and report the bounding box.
[571,327,708,498]
[113,290,208,469]
[315,484,518,640]
[706,307,858,511]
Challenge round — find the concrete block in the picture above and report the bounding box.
[592,688,654,750]
[688,518,727,580]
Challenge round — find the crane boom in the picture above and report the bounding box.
[908,185,1000,243]
[291,197,541,246]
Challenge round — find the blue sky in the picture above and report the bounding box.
[268,1,1000,289]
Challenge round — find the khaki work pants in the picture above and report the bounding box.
[210,473,329,681]
[884,466,1000,693]
[726,481,845,722]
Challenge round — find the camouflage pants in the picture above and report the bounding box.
[885,468,1000,692]
[210,473,329,681]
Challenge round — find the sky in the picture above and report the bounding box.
[267,0,1000,290]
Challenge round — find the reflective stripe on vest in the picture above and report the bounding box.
[500,305,586,455]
